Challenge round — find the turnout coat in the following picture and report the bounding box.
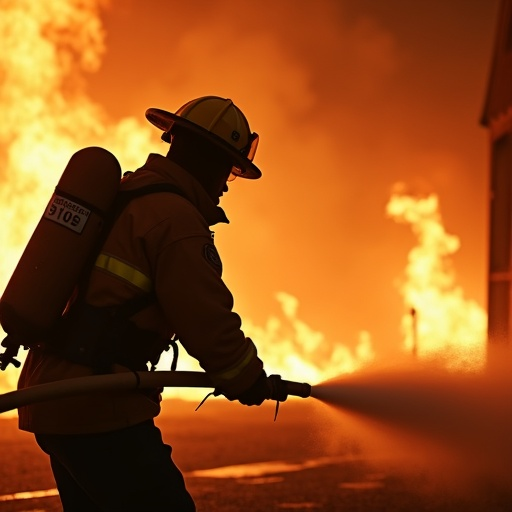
[18,153,264,434]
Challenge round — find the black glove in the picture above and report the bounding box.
[236,371,270,406]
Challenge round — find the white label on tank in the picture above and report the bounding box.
[43,193,91,234]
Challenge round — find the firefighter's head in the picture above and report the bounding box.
[145,96,260,202]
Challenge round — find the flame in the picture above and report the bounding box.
[386,188,487,370]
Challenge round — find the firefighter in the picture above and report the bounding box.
[17,96,270,511]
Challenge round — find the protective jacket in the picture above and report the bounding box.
[17,153,264,434]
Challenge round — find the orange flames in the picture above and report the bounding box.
[0,0,489,411]
[387,188,487,371]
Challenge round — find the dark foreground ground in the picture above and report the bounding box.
[0,398,510,512]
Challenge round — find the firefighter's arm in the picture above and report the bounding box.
[154,233,265,401]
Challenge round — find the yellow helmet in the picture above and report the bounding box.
[146,96,261,179]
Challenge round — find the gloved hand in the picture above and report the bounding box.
[236,371,270,406]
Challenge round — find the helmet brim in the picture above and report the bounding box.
[146,108,262,180]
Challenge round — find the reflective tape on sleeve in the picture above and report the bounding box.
[95,253,152,293]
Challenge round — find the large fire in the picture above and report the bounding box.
[0,0,488,410]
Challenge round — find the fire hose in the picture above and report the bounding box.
[0,371,311,415]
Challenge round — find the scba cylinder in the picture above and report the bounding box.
[0,146,122,339]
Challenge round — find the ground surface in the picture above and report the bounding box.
[0,399,510,511]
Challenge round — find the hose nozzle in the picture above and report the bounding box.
[267,374,311,401]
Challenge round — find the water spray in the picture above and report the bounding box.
[0,371,311,415]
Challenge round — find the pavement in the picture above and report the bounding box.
[0,398,510,511]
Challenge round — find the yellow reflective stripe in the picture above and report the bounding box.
[210,344,257,383]
[95,253,152,293]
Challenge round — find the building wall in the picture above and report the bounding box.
[482,0,512,346]
[488,132,512,343]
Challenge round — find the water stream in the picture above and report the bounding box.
[310,356,512,495]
